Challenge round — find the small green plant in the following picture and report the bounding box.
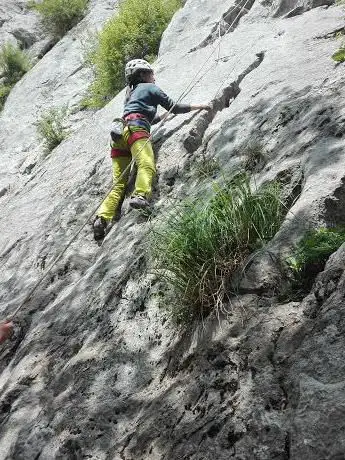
[0,42,32,85]
[149,174,284,322]
[284,227,345,300]
[287,227,345,276]
[332,29,345,63]
[85,0,181,107]
[243,142,268,172]
[0,42,32,111]
[29,0,89,40]
[195,157,220,179]
[332,46,345,63]
[36,106,70,153]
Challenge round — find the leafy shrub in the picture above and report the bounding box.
[150,174,284,322]
[29,0,89,39]
[0,42,32,85]
[287,227,345,278]
[36,106,70,153]
[85,0,181,107]
[0,42,32,111]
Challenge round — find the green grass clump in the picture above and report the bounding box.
[0,42,32,111]
[287,227,345,278]
[195,157,220,179]
[150,174,284,322]
[29,0,89,40]
[36,106,70,153]
[85,0,181,107]
[243,142,268,172]
[283,227,345,300]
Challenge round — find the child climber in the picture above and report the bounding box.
[93,59,211,241]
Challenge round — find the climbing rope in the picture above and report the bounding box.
[2,0,254,324]
[177,0,253,102]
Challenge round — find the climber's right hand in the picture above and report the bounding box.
[192,103,213,111]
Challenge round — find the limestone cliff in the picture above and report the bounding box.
[0,0,345,458]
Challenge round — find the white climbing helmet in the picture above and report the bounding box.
[125,59,153,83]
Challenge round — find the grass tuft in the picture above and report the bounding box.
[282,227,345,301]
[287,227,345,284]
[194,157,220,179]
[242,142,268,172]
[36,106,70,153]
[149,174,284,322]
[84,0,181,108]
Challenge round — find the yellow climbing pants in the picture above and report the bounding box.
[97,129,156,222]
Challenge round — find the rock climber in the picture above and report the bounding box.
[93,58,211,241]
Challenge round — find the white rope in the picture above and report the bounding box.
[217,20,222,62]
[177,0,253,102]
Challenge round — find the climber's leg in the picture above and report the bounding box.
[94,155,131,240]
[129,137,156,207]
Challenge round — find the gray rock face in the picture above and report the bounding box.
[1,0,345,458]
[0,0,41,48]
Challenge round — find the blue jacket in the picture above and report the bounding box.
[123,83,190,124]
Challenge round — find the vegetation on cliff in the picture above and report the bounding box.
[84,0,181,108]
[0,43,32,111]
[28,0,89,40]
[287,227,345,292]
[150,174,284,322]
[36,106,70,153]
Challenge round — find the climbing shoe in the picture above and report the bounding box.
[129,195,150,210]
[93,216,108,241]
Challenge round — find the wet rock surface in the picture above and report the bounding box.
[1,0,345,458]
